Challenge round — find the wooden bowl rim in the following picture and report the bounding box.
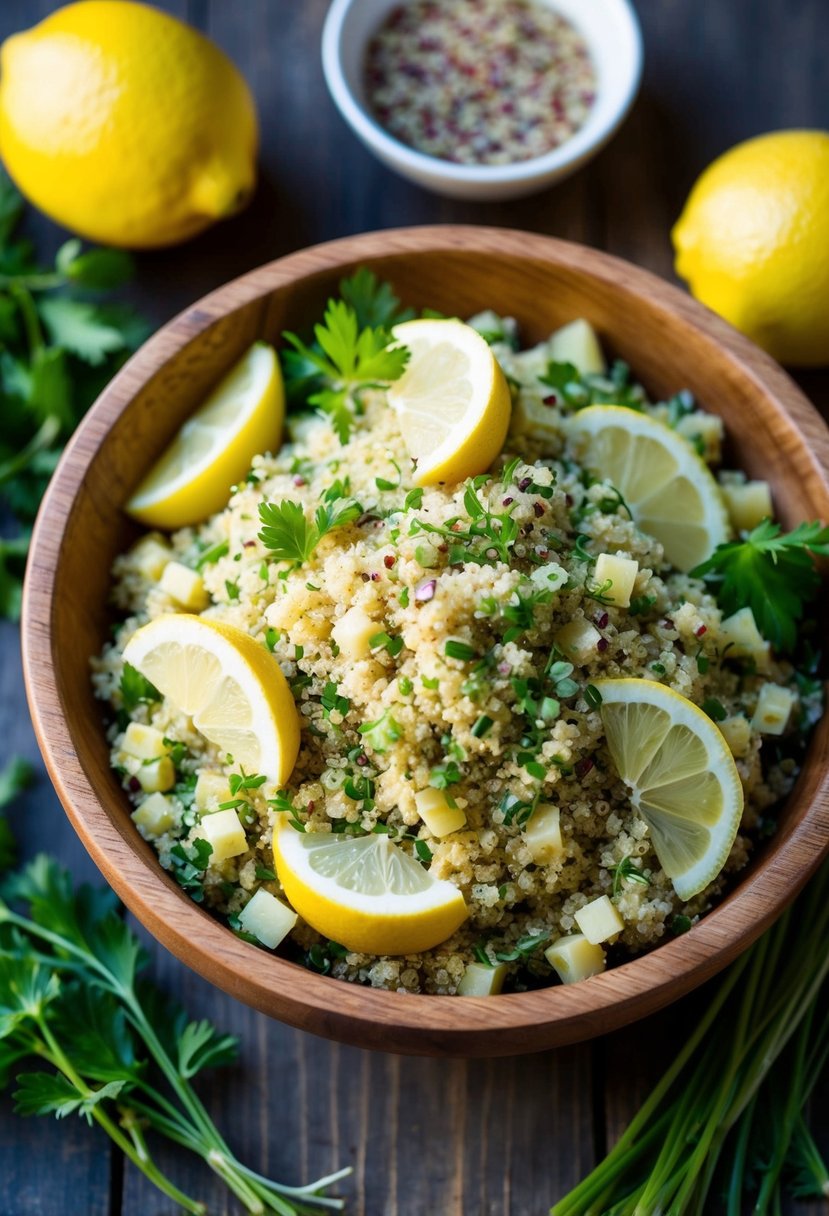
[22,225,829,1057]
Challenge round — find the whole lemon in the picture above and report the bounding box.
[672,130,829,367]
[0,0,258,248]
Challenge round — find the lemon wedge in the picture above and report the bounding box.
[594,678,744,900]
[388,318,511,486]
[126,342,284,529]
[567,405,730,571]
[122,615,300,786]
[273,823,469,954]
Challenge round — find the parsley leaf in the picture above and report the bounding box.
[0,853,349,1208]
[691,519,829,653]
[0,170,146,619]
[258,496,362,565]
[281,276,410,442]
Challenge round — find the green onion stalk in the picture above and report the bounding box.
[552,859,829,1216]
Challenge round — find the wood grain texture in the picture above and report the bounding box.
[21,226,829,1057]
[1,0,828,1212]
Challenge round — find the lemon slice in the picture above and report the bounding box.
[273,823,469,954]
[594,678,744,900]
[567,405,730,570]
[126,342,284,529]
[388,318,511,486]
[122,615,300,785]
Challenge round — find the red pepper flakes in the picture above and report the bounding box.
[364,0,595,167]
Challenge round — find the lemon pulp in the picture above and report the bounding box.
[122,615,300,786]
[567,405,730,571]
[388,318,511,486]
[126,342,283,530]
[594,678,744,900]
[273,823,469,955]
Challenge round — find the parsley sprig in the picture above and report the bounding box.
[281,269,410,443]
[258,496,362,565]
[691,519,829,652]
[0,847,349,1213]
[0,171,147,619]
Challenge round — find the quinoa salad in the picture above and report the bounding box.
[93,281,823,997]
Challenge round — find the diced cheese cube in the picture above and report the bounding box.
[593,553,639,609]
[122,722,169,761]
[752,684,795,736]
[544,934,606,984]
[676,412,724,462]
[160,561,209,611]
[457,961,508,996]
[331,606,379,660]
[415,788,466,837]
[548,319,606,376]
[199,807,247,863]
[129,533,173,581]
[522,803,563,864]
[238,888,297,949]
[555,618,601,664]
[720,481,773,532]
[132,792,175,837]
[135,756,175,794]
[529,562,568,593]
[510,394,559,441]
[719,714,752,757]
[720,607,770,672]
[574,895,624,944]
[194,771,232,812]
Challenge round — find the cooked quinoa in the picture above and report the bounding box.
[93,313,819,995]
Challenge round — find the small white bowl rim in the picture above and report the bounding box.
[321,0,644,186]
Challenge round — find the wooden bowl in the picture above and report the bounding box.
[22,227,829,1057]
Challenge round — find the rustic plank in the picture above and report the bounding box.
[0,623,113,1216]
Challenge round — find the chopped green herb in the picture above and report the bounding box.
[369,630,404,658]
[690,519,829,654]
[471,714,494,738]
[224,579,240,601]
[445,639,477,662]
[609,856,650,896]
[359,710,403,753]
[398,675,413,696]
[195,540,229,570]
[584,684,603,710]
[702,697,727,722]
[119,662,160,714]
[264,627,279,652]
[422,676,440,691]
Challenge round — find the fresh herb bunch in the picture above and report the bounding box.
[691,519,829,653]
[551,860,829,1215]
[0,170,148,619]
[281,268,412,443]
[0,792,349,1215]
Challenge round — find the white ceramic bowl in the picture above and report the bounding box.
[321,0,643,201]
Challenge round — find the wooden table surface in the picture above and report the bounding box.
[1,2,827,1213]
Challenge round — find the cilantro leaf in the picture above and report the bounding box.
[691,519,829,653]
[258,496,362,565]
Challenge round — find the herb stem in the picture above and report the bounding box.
[34,1015,205,1215]
[0,414,61,488]
[9,284,45,353]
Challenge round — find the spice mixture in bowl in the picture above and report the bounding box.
[364,0,596,166]
[91,270,825,1000]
